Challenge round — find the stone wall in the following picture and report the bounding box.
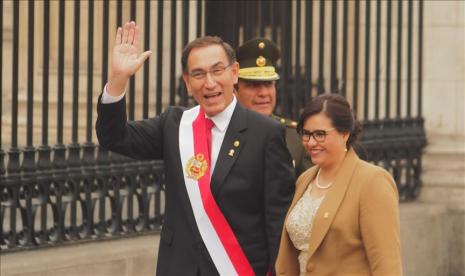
[1,235,159,276]
[1,204,452,276]
[423,1,464,137]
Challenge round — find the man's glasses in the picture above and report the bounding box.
[299,128,336,143]
[189,63,233,80]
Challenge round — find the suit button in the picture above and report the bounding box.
[307,262,315,272]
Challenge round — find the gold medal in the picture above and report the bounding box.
[186,153,208,180]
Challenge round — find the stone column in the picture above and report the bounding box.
[419,1,465,274]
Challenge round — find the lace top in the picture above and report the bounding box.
[285,184,325,275]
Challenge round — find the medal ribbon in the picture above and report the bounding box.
[192,108,254,276]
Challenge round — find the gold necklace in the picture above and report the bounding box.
[315,169,333,189]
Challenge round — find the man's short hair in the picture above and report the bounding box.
[181,36,236,74]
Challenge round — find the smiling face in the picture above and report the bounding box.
[236,80,276,116]
[182,45,239,117]
[302,112,349,170]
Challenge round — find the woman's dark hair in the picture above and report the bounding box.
[297,93,362,150]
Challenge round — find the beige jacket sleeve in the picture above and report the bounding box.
[359,169,403,275]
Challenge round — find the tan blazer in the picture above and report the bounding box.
[275,149,402,276]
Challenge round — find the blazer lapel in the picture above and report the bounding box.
[210,104,248,197]
[289,167,319,210]
[276,167,318,275]
[306,149,360,258]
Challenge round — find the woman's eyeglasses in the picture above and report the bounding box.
[299,128,336,143]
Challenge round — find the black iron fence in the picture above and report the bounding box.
[1,0,425,252]
[206,0,426,199]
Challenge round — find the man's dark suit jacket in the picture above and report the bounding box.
[96,97,295,275]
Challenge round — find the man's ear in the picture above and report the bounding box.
[182,73,192,95]
[234,81,240,92]
[231,62,239,84]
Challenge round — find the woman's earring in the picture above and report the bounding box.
[343,140,348,152]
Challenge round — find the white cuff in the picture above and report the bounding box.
[101,84,125,104]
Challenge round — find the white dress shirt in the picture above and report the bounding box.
[207,96,236,174]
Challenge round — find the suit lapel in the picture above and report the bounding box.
[306,149,360,258]
[210,104,248,197]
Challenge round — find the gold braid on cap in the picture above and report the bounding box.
[238,66,277,79]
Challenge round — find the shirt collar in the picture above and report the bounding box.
[206,95,237,133]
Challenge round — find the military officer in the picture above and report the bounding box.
[235,37,311,176]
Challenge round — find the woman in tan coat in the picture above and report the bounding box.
[275,94,402,275]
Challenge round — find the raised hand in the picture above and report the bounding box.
[107,21,152,96]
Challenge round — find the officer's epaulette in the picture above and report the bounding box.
[272,114,298,129]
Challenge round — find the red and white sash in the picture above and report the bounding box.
[179,106,254,275]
